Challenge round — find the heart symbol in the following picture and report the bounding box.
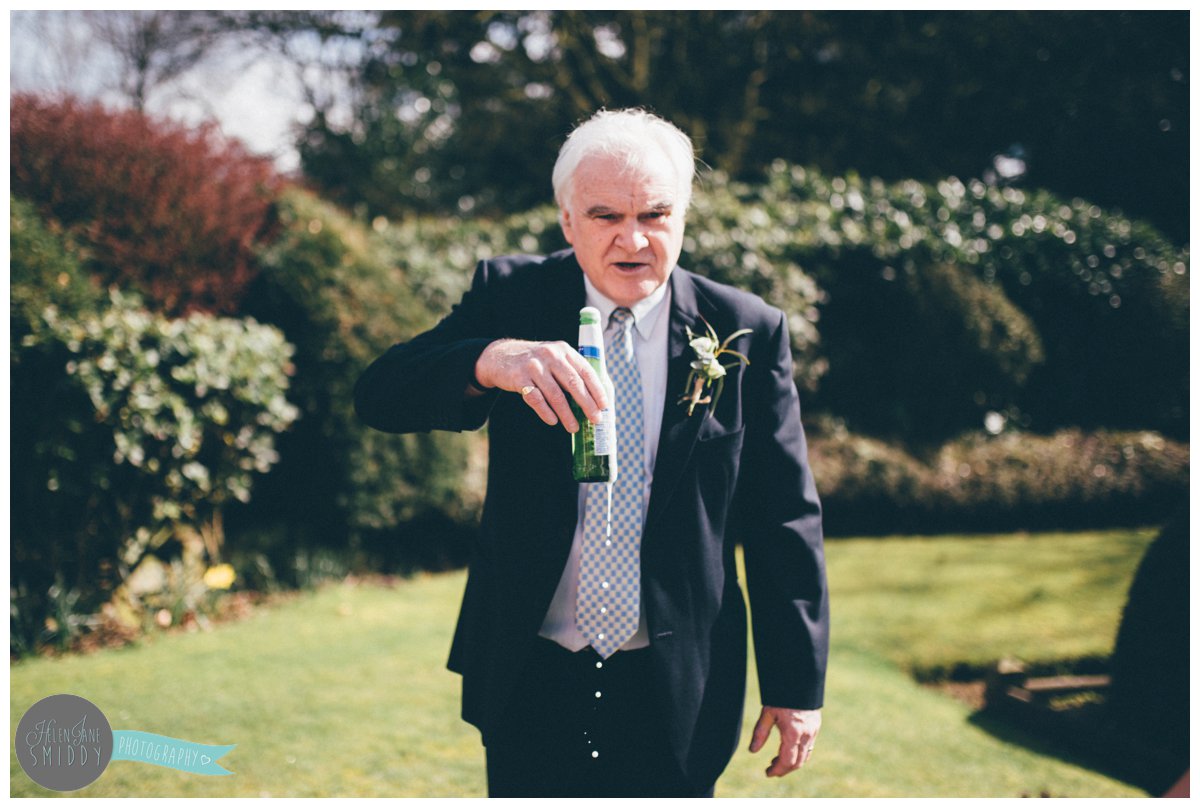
[201,755,212,765]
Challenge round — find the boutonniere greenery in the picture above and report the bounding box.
[679,319,752,417]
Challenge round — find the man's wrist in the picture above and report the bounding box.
[467,347,495,396]
[467,373,492,394]
[470,340,505,393]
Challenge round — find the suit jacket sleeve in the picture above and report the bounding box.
[736,309,829,710]
[354,259,501,434]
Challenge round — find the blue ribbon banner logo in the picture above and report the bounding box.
[112,730,236,776]
[17,694,237,791]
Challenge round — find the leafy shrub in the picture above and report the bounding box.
[808,421,1188,536]
[378,205,567,318]
[805,424,931,535]
[11,285,298,653]
[10,93,280,316]
[673,185,828,392]
[237,188,485,575]
[9,194,101,359]
[687,164,1189,442]
[932,429,1190,531]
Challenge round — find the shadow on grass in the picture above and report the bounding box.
[965,706,1176,797]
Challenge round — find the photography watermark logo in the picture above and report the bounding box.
[15,694,111,791]
[15,693,235,792]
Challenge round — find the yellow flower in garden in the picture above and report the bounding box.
[203,563,236,590]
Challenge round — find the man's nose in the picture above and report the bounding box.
[616,220,650,252]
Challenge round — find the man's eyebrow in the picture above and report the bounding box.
[584,201,674,217]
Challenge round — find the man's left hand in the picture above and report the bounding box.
[748,706,822,777]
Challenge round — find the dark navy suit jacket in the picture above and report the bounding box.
[354,249,828,787]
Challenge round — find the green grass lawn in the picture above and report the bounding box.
[10,528,1154,797]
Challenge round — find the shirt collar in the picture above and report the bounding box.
[582,273,672,340]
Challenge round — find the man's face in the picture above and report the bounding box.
[560,153,686,309]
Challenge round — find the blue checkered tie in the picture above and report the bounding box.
[576,307,644,658]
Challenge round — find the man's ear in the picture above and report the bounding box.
[560,208,575,246]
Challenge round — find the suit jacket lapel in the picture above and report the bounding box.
[645,268,708,531]
[537,251,587,345]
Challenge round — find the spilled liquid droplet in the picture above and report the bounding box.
[605,481,613,538]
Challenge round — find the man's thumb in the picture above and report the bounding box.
[748,710,774,753]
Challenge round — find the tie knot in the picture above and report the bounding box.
[610,307,634,330]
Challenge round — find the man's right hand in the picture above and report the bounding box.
[471,339,609,433]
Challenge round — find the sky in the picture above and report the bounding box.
[9,11,312,173]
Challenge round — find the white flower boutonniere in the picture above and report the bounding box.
[679,319,752,417]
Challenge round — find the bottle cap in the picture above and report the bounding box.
[579,306,600,325]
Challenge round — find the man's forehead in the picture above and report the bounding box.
[573,156,679,206]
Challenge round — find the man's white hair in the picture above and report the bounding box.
[552,108,696,214]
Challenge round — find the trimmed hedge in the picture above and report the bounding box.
[808,421,1189,536]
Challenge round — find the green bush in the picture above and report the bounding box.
[933,429,1190,530]
[9,194,101,358]
[676,183,828,392]
[378,205,567,317]
[686,164,1189,442]
[237,189,486,576]
[808,421,1188,536]
[11,282,299,653]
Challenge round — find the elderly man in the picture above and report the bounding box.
[355,108,828,798]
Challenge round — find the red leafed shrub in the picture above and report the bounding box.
[11,93,281,315]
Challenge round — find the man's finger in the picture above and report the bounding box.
[756,706,822,778]
[767,737,801,777]
[534,370,580,433]
[566,350,610,414]
[551,360,602,424]
[519,384,559,427]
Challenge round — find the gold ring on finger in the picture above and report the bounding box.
[520,385,536,397]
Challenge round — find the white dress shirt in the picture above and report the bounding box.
[538,274,672,651]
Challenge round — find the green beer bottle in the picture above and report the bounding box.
[571,307,617,483]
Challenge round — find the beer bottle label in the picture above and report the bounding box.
[593,409,615,456]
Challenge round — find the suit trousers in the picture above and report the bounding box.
[484,637,716,797]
